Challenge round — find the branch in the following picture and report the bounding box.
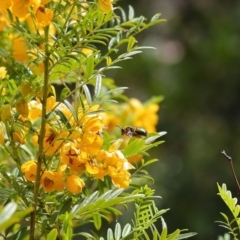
[221,150,240,200]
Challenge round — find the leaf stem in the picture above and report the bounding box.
[30,26,50,240]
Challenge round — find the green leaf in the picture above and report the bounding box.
[142,159,159,167]
[151,13,161,22]
[49,211,59,226]
[0,202,17,225]
[59,198,72,215]
[95,74,102,98]
[83,84,92,104]
[107,228,114,240]
[62,213,73,240]
[127,36,136,51]
[160,228,167,240]
[220,212,229,222]
[63,100,78,123]
[8,80,17,95]
[0,204,33,232]
[97,11,105,26]
[145,132,167,145]
[85,54,95,79]
[114,222,121,240]
[122,223,131,237]
[47,228,58,240]
[54,109,72,129]
[119,50,142,59]
[0,48,8,58]
[122,139,145,158]
[108,37,117,49]
[161,217,167,230]
[14,227,29,240]
[93,213,102,230]
[60,87,70,101]
[135,16,145,29]
[71,191,100,215]
[167,229,180,240]
[99,87,128,98]
[176,232,197,239]
[128,5,135,20]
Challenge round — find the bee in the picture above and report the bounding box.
[117,125,147,138]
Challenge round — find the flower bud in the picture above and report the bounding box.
[13,128,26,144]
[15,97,29,118]
[0,104,12,122]
[0,125,4,145]
[18,81,32,96]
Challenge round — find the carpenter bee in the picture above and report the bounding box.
[117,125,147,138]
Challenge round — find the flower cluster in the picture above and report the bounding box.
[0,0,113,31]
[0,0,53,28]
[0,83,134,194]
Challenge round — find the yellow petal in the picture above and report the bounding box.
[0,0,12,10]
[0,67,7,78]
[36,5,53,27]
[66,174,85,194]
[98,0,113,13]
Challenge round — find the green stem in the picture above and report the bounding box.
[29,26,50,240]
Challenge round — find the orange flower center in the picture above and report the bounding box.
[46,133,56,145]
[44,177,54,187]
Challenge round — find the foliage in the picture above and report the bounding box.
[217,183,240,239]
[0,0,196,240]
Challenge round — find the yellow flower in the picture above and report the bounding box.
[28,99,42,122]
[46,95,56,112]
[57,164,67,174]
[60,141,87,173]
[98,0,113,13]
[13,127,26,144]
[66,174,85,194]
[41,171,64,192]
[101,111,120,133]
[79,132,103,156]
[0,0,12,10]
[108,139,123,152]
[129,98,159,132]
[82,48,93,55]
[82,115,104,133]
[85,158,99,174]
[93,150,111,179]
[0,12,8,31]
[43,124,67,156]
[57,102,76,126]
[11,36,28,62]
[111,170,131,188]
[106,150,133,188]
[21,160,37,181]
[11,0,40,18]
[36,5,53,27]
[0,66,7,78]
[127,154,142,164]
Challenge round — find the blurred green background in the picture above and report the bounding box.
[112,0,240,239]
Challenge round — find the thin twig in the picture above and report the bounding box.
[221,150,240,199]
